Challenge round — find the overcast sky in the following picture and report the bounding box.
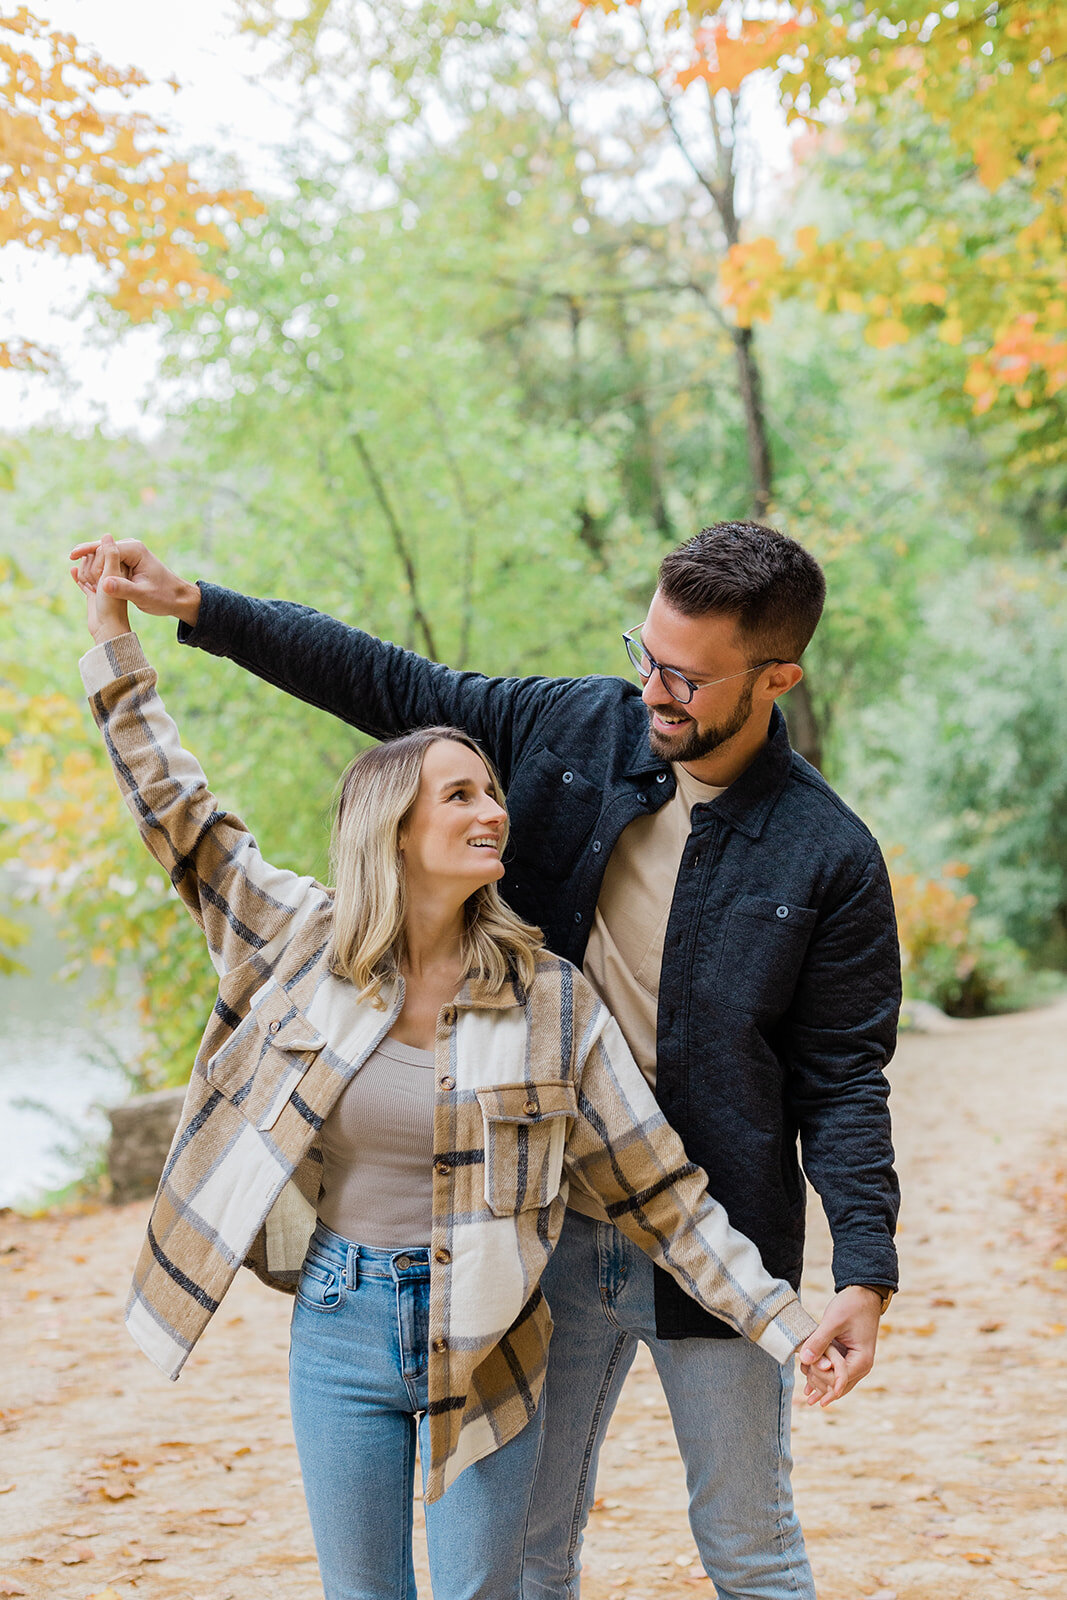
[0,1,313,435]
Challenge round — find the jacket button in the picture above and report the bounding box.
[637,792,648,805]
[690,853,700,867]
[592,840,602,853]
[434,1159,451,1176]
[441,1005,457,1025]
[562,771,574,784]
[523,1098,538,1115]
[268,1020,281,1034]
[574,911,583,924]
[432,1337,448,1354]
[440,1075,456,1091]
[776,905,789,919]
[656,771,668,783]
[434,1247,451,1264]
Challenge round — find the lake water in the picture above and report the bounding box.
[0,899,139,1208]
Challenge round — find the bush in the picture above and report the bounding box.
[889,858,1028,1017]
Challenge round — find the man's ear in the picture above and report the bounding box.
[764,662,804,701]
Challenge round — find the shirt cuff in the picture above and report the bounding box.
[79,631,148,695]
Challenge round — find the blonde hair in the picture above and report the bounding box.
[327,726,543,1005]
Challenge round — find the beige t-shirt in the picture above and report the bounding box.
[572,762,724,1222]
[317,1035,436,1248]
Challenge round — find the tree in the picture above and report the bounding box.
[0,5,261,370]
[684,3,1067,452]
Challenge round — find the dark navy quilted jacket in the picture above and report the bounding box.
[181,585,901,1338]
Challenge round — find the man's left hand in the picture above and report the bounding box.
[798,1285,883,1400]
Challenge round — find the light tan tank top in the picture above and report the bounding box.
[317,1035,436,1248]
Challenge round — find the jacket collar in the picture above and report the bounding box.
[455,971,528,1010]
[624,702,794,840]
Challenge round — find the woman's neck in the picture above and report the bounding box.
[400,885,468,981]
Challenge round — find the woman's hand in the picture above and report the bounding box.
[76,533,131,644]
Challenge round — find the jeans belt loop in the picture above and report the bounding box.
[347,1242,360,1291]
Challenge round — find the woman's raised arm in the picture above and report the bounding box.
[77,539,318,976]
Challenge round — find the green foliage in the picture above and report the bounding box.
[842,557,1067,967]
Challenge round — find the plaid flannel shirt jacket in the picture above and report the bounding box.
[82,633,818,1503]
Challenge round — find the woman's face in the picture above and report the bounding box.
[399,739,507,895]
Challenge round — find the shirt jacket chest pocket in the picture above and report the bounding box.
[204,977,326,1132]
[475,1081,579,1216]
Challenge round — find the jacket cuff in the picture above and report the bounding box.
[754,1295,819,1366]
[79,632,148,695]
[176,579,213,647]
[832,1243,899,1296]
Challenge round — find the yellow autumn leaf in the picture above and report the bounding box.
[866,318,911,349]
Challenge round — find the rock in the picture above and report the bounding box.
[898,998,959,1034]
[106,1088,186,1203]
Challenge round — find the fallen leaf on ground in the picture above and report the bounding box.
[0,1485,14,1495]
[979,1322,1004,1333]
[99,1476,136,1501]
[60,1526,100,1538]
[60,1543,96,1564]
[0,1581,26,1596]
[963,1552,993,1564]
[87,1590,125,1599]
[206,1509,247,1526]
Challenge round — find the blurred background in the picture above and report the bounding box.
[2,0,1065,1207]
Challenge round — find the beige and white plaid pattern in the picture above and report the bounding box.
[82,634,818,1503]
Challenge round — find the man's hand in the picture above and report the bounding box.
[69,539,201,629]
[798,1286,883,1405]
[77,533,131,644]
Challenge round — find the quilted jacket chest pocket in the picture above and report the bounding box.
[205,980,326,1131]
[476,1082,578,1216]
[716,895,818,1017]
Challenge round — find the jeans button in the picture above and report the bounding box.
[395,1255,411,1271]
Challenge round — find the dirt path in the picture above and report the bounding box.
[2,1001,1065,1600]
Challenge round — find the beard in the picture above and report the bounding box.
[646,680,754,763]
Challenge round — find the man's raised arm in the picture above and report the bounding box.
[70,540,567,782]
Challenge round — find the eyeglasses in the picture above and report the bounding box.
[622,626,785,706]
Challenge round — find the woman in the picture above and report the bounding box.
[76,536,838,1600]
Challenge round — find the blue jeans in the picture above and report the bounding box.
[524,1211,815,1600]
[289,1222,545,1600]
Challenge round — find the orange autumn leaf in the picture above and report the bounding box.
[677,19,800,96]
[0,7,262,368]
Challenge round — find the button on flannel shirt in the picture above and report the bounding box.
[82,634,818,1503]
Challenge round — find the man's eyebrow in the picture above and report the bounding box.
[640,631,707,680]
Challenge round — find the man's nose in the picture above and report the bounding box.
[641,668,679,707]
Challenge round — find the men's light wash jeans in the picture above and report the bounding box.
[524,1211,815,1600]
[289,1221,545,1600]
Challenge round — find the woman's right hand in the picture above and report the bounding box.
[76,533,131,644]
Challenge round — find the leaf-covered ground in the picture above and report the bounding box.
[1,1001,1064,1600]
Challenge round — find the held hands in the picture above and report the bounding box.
[69,538,201,629]
[76,533,131,645]
[798,1285,884,1408]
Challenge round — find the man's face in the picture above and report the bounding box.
[638,591,761,764]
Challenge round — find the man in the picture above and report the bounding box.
[72,521,900,1600]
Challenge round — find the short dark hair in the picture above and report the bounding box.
[657,521,826,663]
